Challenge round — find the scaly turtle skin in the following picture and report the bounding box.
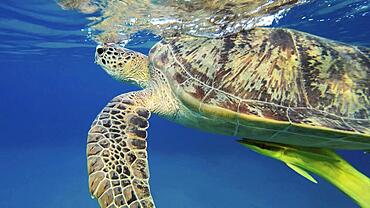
[89,27,370,208]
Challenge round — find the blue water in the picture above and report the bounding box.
[0,0,369,207]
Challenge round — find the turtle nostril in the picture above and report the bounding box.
[97,47,104,55]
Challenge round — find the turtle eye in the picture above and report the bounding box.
[97,47,105,55]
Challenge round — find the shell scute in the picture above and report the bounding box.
[294,32,370,119]
[201,90,240,114]
[343,119,370,135]
[181,79,211,101]
[288,108,353,132]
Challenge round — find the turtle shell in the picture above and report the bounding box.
[149,27,370,150]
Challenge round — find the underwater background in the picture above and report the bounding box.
[0,0,369,207]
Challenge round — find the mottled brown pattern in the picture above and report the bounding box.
[177,28,306,107]
[269,29,295,51]
[344,119,370,135]
[173,72,187,84]
[179,78,212,101]
[202,90,240,113]
[294,31,370,120]
[155,27,370,135]
[239,101,289,122]
[288,108,353,132]
[168,37,222,86]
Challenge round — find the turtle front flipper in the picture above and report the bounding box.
[239,139,370,207]
[87,92,154,208]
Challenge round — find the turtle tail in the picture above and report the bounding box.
[238,139,370,208]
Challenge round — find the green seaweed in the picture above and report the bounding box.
[239,139,370,208]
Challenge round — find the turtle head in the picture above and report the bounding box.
[95,44,150,88]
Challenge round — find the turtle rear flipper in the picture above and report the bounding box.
[87,92,154,208]
[239,139,370,208]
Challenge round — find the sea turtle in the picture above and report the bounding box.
[88,27,370,208]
